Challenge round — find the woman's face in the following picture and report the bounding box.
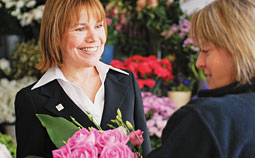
[59,9,106,68]
[196,42,236,89]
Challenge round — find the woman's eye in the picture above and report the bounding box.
[96,24,103,29]
[200,49,209,53]
[75,27,85,31]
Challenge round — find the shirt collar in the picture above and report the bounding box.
[31,61,129,90]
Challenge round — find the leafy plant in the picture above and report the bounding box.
[10,39,42,79]
[0,133,16,158]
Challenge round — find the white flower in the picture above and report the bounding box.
[16,0,25,9]
[1,0,45,26]
[0,58,11,72]
[0,143,12,158]
[32,5,44,21]
[10,8,20,17]
[5,1,15,9]
[26,0,36,8]
[0,76,37,124]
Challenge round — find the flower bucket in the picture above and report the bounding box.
[167,91,192,108]
[101,45,114,64]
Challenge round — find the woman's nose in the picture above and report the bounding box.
[196,52,206,68]
[85,29,97,43]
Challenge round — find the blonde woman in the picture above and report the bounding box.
[15,0,151,157]
[148,0,255,157]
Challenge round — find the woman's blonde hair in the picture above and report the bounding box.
[191,0,255,84]
[37,0,107,72]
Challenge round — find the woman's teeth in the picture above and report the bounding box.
[80,47,97,52]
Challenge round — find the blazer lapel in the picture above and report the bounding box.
[40,80,96,128]
[100,71,129,129]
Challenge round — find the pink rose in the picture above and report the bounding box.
[97,129,129,148]
[99,144,134,158]
[71,144,98,158]
[67,128,99,149]
[129,130,144,146]
[52,145,71,158]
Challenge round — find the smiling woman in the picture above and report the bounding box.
[196,43,235,89]
[14,0,151,157]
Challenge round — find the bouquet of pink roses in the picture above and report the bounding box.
[26,109,144,158]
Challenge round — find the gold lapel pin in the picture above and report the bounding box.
[56,103,64,111]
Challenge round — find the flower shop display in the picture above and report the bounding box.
[26,109,144,158]
[0,76,37,125]
[0,133,16,158]
[0,0,44,40]
[101,0,133,64]
[0,0,44,27]
[161,16,200,95]
[105,0,132,46]
[134,0,183,56]
[10,39,42,79]
[110,55,174,95]
[142,92,177,149]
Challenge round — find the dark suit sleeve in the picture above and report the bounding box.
[15,89,55,158]
[147,107,219,158]
[130,71,152,157]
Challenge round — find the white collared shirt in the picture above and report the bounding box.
[32,61,129,124]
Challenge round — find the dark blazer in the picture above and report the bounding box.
[148,81,255,158]
[15,69,151,158]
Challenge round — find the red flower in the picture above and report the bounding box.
[110,60,125,69]
[129,130,144,146]
[138,62,152,77]
[137,79,144,89]
[144,79,155,88]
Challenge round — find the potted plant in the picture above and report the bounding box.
[110,55,174,96]
[102,0,132,64]
[165,77,195,108]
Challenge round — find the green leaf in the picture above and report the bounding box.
[36,114,79,148]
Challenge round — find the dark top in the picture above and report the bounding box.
[148,81,255,158]
[15,69,151,158]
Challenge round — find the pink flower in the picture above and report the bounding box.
[115,23,122,32]
[67,128,99,149]
[97,129,130,149]
[129,130,144,146]
[52,145,71,158]
[166,0,174,6]
[106,17,112,26]
[71,144,98,158]
[99,144,134,158]
[148,0,158,8]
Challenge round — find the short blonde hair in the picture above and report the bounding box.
[37,0,107,72]
[191,0,255,84]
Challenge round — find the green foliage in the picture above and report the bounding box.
[0,133,16,158]
[150,135,162,150]
[10,39,42,79]
[36,114,79,148]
